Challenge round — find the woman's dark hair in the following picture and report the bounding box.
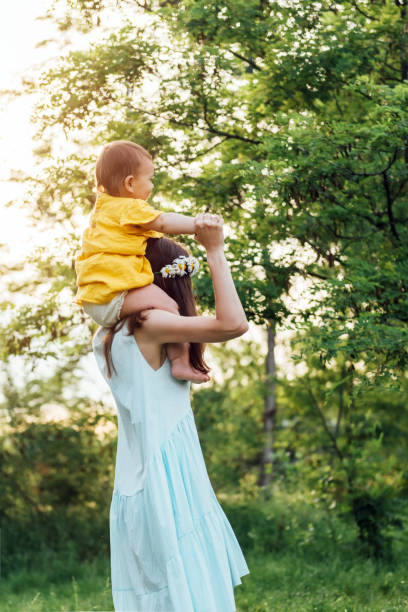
[103,236,211,378]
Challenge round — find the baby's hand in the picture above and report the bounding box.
[194,212,224,251]
[194,213,223,233]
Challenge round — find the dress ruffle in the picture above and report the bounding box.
[110,411,249,612]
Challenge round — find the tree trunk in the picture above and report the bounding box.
[259,320,277,491]
[401,3,408,164]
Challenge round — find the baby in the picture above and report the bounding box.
[75,140,218,383]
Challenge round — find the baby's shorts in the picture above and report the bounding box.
[82,291,128,327]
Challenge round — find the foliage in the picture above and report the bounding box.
[275,338,408,559]
[1,0,408,561]
[192,338,266,490]
[193,334,408,559]
[7,0,407,387]
[0,391,115,577]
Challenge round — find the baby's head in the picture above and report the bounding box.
[95,140,154,199]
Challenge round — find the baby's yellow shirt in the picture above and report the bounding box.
[75,193,163,305]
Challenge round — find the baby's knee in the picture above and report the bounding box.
[123,285,179,316]
[158,299,179,315]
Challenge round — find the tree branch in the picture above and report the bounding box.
[334,366,346,438]
[202,97,261,144]
[182,137,229,162]
[166,137,229,167]
[227,49,263,71]
[350,1,379,20]
[383,60,403,74]
[333,93,344,117]
[301,189,388,233]
[382,170,401,242]
[135,0,153,11]
[343,148,399,178]
[129,104,261,144]
[306,384,344,461]
[292,264,328,281]
[392,176,408,200]
[337,77,373,100]
[299,237,345,267]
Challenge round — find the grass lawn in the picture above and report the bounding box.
[2,541,408,611]
[235,545,408,611]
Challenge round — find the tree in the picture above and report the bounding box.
[277,336,407,559]
[2,0,408,555]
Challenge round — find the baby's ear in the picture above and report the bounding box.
[123,175,134,191]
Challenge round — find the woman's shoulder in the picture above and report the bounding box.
[93,324,134,377]
[93,322,129,347]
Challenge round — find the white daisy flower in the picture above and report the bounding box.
[160,265,172,278]
[158,256,200,279]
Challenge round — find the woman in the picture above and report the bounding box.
[92,212,250,611]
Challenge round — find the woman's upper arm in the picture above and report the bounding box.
[140,309,248,344]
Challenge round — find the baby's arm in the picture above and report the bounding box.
[142,212,196,235]
[142,212,222,236]
[121,284,179,318]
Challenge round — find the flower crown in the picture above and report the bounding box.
[154,255,200,279]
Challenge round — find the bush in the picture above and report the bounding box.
[0,412,115,577]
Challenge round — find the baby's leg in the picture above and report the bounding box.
[121,284,180,317]
[121,286,210,384]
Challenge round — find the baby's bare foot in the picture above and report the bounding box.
[171,361,210,384]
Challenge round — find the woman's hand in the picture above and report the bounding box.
[194,212,224,252]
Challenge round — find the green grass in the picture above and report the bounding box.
[2,487,408,611]
[1,554,112,611]
[2,543,408,612]
[235,546,408,611]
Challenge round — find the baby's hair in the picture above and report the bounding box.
[95,140,152,196]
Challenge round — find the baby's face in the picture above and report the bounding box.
[129,158,154,200]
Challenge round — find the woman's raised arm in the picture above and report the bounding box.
[140,213,249,344]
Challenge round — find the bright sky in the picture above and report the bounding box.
[0,1,113,406]
[0,0,57,261]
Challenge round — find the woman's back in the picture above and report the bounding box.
[93,324,192,495]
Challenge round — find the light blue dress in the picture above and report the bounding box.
[93,324,250,612]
